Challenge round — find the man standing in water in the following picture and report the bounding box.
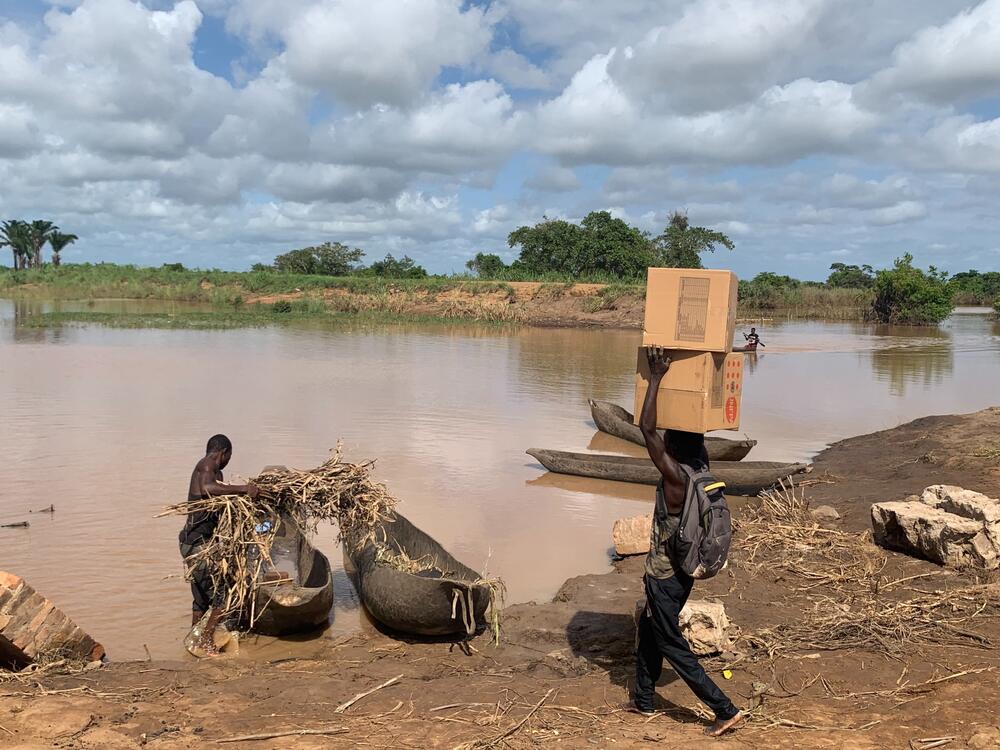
[629,346,742,737]
[743,327,765,351]
[179,434,258,654]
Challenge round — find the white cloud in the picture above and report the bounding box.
[537,59,879,165]
[869,200,927,225]
[608,0,829,113]
[862,0,1000,105]
[281,0,493,107]
[1,0,1000,276]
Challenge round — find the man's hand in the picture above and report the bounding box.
[645,345,671,378]
[245,484,260,500]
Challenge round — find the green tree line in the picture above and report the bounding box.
[252,242,429,279]
[466,211,733,281]
[1,219,77,269]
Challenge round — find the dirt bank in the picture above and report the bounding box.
[247,282,649,329]
[3,409,1000,749]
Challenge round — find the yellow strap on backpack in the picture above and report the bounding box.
[703,482,726,492]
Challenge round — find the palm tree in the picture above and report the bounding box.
[26,220,56,268]
[1,220,31,270]
[48,231,78,267]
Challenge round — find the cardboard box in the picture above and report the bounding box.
[633,348,743,433]
[642,268,738,352]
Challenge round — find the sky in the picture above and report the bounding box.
[1,0,1000,278]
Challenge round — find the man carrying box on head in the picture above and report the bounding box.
[625,345,743,737]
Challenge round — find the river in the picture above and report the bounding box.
[1,300,998,660]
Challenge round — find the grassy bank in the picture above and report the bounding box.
[0,263,512,302]
[2,263,883,329]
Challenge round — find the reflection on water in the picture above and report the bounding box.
[1,304,999,660]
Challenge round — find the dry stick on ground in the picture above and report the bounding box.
[216,727,348,743]
[334,674,403,713]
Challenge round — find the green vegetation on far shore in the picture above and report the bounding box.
[0,262,513,302]
[4,256,995,330]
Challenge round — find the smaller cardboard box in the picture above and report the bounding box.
[633,348,743,433]
[642,268,738,352]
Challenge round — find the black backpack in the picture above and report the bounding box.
[660,464,732,579]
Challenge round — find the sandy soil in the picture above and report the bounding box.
[3,409,1000,749]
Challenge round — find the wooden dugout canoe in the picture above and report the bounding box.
[343,512,493,638]
[526,448,810,495]
[250,514,335,636]
[588,400,757,461]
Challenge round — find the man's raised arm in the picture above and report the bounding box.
[639,346,684,486]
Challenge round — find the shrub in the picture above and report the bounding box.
[271,300,293,314]
[362,253,428,278]
[465,252,507,278]
[869,254,953,325]
[273,242,364,275]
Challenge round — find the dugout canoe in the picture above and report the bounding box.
[526,448,810,494]
[343,512,494,638]
[250,514,335,636]
[588,400,757,461]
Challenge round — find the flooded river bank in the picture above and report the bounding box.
[1,301,998,660]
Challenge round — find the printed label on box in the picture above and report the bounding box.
[725,396,739,423]
[675,277,710,342]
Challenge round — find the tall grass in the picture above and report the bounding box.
[737,285,872,320]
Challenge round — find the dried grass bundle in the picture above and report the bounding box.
[253,446,396,539]
[160,445,396,624]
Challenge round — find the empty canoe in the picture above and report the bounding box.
[589,400,756,461]
[527,448,809,495]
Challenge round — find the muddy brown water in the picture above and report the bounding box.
[1,300,998,661]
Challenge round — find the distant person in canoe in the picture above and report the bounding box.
[178,434,259,655]
[626,346,743,737]
[742,327,765,351]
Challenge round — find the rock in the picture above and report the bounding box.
[870,498,999,569]
[810,505,840,524]
[632,598,734,655]
[923,485,1000,526]
[679,601,734,656]
[612,515,652,556]
[0,571,105,668]
[969,728,1000,750]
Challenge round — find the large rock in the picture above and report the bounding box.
[679,600,734,655]
[634,597,734,656]
[0,571,105,669]
[612,515,652,556]
[810,505,841,524]
[871,486,1000,569]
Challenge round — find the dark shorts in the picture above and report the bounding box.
[179,538,216,613]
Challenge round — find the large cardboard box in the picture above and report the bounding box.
[633,348,743,433]
[642,268,738,352]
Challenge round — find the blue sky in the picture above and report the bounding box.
[1,0,999,279]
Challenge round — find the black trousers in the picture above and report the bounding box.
[179,539,215,613]
[634,573,738,720]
